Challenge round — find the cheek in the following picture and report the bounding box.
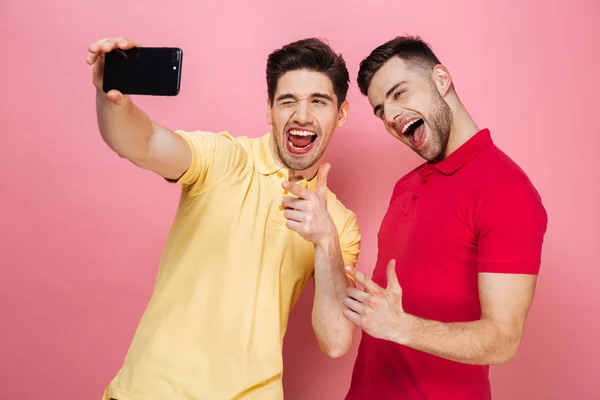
[272,110,292,128]
[383,121,399,138]
[416,93,435,116]
[314,109,338,128]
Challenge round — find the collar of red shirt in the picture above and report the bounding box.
[431,128,492,175]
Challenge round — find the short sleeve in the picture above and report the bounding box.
[167,130,246,196]
[476,175,548,275]
[339,211,361,268]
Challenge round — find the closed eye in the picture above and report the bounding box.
[394,90,405,100]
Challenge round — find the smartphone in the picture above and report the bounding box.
[102,47,183,96]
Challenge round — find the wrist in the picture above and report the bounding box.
[392,312,420,346]
[315,229,339,250]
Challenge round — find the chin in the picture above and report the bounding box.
[417,146,444,163]
[281,153,319,172]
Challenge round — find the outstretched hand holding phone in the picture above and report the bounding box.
[87,37,182,102]
[86,36,191,180]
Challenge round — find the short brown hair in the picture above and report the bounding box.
[357,35,442,95]
[266,38,350,107]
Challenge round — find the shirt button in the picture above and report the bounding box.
[279,204,284,211]
[277,171,283,178]
[421,180,427,185]
[412,195,418,201]
[283,190,288,195]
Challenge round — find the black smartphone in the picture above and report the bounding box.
[102,47,183,96]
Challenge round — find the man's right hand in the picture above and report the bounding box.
[86,37,141,105]
[88,36,192,181]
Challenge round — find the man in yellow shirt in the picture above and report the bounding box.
[87,36,361,400]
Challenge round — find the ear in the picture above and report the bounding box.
[432,65,452,97]
[267,98,273,125]
[336,100,350,128]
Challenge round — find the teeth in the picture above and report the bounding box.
[402,118,421,134]
[289,129,316,137]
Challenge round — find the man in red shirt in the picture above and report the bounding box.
[342,36,548,399]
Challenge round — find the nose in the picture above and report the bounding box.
[383,101,403,126]
[293,101,313,125]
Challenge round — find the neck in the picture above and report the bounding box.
[444,95,480,158]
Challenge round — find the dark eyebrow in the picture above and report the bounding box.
[276,93,297,102]
[373,81,408,116]
[311,92,334,102]
[276,93,335,102]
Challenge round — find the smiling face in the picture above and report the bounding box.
[268,69,349,171]
[367,57,452,163]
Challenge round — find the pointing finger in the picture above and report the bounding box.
[282,181,312,200]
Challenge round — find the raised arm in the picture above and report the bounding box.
[282,164,359,358]
[87,37,191,180]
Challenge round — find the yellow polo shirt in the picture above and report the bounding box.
[103,131,361,400]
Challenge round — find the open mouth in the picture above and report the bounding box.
[286,128,318,155]
[400,117,426,147]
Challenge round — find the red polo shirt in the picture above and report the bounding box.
[346,129,547,400]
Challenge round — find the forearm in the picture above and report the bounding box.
[312,234,355,358]
[401,315,520,365]
[96,89,155,162]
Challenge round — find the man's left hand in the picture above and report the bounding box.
[282,163,337,246]
[343,260,413,343]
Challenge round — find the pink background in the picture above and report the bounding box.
[1,0,599,399]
